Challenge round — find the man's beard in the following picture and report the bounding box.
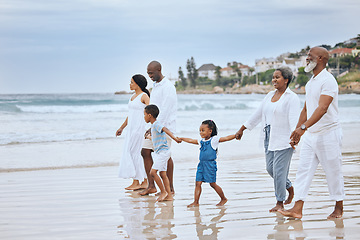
[304,61,317,73]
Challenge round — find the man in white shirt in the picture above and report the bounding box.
[279,47,344,219]
[140,61,177,196]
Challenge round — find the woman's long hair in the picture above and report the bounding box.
[132,74,150,97]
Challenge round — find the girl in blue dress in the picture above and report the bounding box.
[180,120,235,207]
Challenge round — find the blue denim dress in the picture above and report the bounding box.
[196,137,217,183]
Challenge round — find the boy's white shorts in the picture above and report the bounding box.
[152,150,171,172]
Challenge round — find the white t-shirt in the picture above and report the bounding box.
[244,88,300,151]
[305,68,339,134]
[264,100,278,126]
[150,77,177,133]
[198,135,220,150]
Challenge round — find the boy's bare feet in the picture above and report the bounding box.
[269,202,284,212]
[284,186,294,205]
[216,198,227,206]
[156,192,168,202]
[139,187,157,196]
[328,201,343,219]
[187,202,199,207]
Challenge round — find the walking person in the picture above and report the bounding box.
[236,67,300,212]
[143,104,181,202]
[140,61,177,196]
[116,74,150,190]
[279,47,345,219]
[181,120,235,207]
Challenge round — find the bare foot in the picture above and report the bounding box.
[157,192,168,202]
[139,180,148,189]
[278,208,302,219]
[328,205,343,219]
[216,198,227,206]
[269,203,284,212]
[139,187,157,196]
[125,184,144,191]
[284,186,294,205]
[163,194,174,201]
[187,202,199,207]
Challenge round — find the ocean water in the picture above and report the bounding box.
[1,93,360,146]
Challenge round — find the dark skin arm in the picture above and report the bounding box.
[162,127,182,143]
[290,95,333,147]
[219,134,236,142]
[180,137,198,145]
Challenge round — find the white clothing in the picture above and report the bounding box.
[152,149,171,172]
[294,128,344,201]
[305,68,339,134]
[118,93,147,181]
[264,100,278,125]
[150,77,177,133]
[294,68,344,201]
[244,88,300,151]
[198,135,220,150]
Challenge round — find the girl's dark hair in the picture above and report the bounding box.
[132,74,150,97]
[202,120,218,137]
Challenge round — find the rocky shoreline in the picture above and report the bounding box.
[116,82,360,95]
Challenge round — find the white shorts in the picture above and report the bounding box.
[152,150,171,172]
[142,134,172,150]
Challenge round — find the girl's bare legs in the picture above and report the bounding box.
[188,181,202,207]
[210,182,227,206]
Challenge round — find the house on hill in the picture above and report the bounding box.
[222,61,252,77]
[329,48,353,58]
[255,58,282,73]
[198,63,217,80]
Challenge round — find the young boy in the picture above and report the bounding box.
[144,104,181,202]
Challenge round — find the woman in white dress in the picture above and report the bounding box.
[116,74,150,190]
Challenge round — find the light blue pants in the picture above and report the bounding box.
[264,125,293,202]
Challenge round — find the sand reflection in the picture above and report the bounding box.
[118,191,176,239]
[191,207,226,239]
[267,216,345,240]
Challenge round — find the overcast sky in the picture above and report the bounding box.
[0,0,359,94]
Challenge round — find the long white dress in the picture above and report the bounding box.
[118,92,147,181]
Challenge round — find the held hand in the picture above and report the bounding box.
[144,129,151,138]
[174,137,182,143]
[289,128,305,148]
[116,128,123,137]
[235,129,243,140]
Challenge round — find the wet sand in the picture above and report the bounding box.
[1,123,360,239]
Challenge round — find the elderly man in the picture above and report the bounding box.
[279,47,344,219]
[140,61,177,196]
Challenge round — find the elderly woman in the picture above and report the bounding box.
[235,67,300,212]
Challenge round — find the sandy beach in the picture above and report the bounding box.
[1,123,360,239]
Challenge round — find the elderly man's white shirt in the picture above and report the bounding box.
[150,77,177,133]
[244,88,300,151]
[305,68,339,134]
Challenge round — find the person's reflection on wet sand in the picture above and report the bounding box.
[190,207,226,240]
[118,191,176,239]
[268,216,305,240]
